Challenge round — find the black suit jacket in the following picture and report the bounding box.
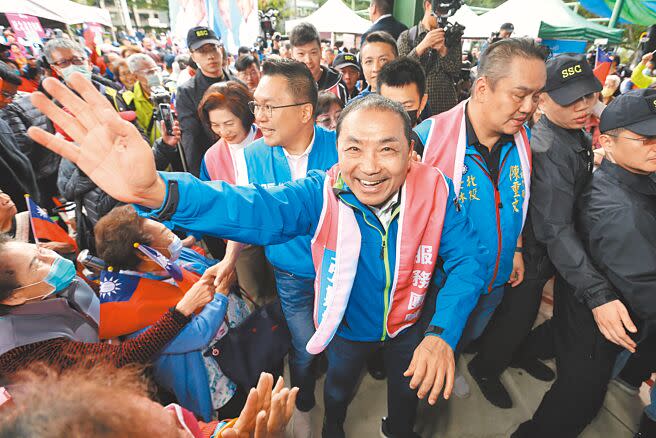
[361,15,408,43]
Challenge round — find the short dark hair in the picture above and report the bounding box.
[238,46,251,56]
[235,54,260,72]
[94,205,152,271]
[477,38,549,88]
[372,0,394,15]
[316,91,344,118]
[336,93,411,147]
[0,61,22,86]
[377,57,426,97]
[261,58,318,115]
[361,31,398,57]
[290,22,321,48]
[198,80,254,135]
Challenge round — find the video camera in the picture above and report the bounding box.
[431,0,465,48]
[150,84,175,137]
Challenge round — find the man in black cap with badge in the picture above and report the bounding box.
[514,89,656,438]
[467,53,610,411]
[332,53,361,101]
[176,26,238,176]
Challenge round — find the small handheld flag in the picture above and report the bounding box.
[25,194,77,250]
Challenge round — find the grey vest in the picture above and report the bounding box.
[0,278,100,356]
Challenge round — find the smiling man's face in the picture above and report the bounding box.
[337,107,412,207]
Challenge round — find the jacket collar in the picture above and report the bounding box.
[599,160,656,196]
[540,115,589,153]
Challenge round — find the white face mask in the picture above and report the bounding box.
[61,64,92,82]
[167,234,183,261]
[146,71,163,89]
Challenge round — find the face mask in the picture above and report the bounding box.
[406,109,419,127]
[167,234,183,261]
[601,87,615,98]
[16,255,77,301]
[146,71,163,89]
[60,64,91,82]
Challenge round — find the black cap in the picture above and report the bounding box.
[0,61,22,86]
[500,23,514,32]
[600,88,656,136]
[332,53,361,73]
[545,53,602,106]
[186,26,221,51]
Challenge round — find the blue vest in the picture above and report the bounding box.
[243,125,338,277]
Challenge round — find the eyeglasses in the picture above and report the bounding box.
[248,101,310,118]
[605,133,656,146]
[51,56,87,68]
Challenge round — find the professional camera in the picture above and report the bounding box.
[259,8,279,40]
[431,0,465,48]
[150,84,175,137]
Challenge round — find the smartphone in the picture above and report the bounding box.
[159,103,175,136]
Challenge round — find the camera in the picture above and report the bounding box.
[431,0,465,48]
[150,85,175,137]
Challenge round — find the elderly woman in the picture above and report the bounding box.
[196,81,276,305]
[94,205,251,421]
[0,234,215,376]
[114,58,138,90]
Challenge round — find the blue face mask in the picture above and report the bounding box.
[61,64,92,82]
[42,256,77,294]
[168,235,183,261]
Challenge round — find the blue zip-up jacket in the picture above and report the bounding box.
[128,293,228,421]
[415,120,529,292]
[137,170,487,349]
[240,125,337,278]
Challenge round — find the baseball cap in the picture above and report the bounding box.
[500,23,514,32]
[545,53,602,106]
[332,53,361,73]
[599,88,656,136]
[186,26,221,51]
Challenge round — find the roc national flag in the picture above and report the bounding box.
[98,269,184,339]
[25,194,77,249]
[594,47,613,84]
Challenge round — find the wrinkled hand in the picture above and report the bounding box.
[417,29,446,56]
[642,51,654,65]
[592,299,638,352]
[404,335,455,405]
[508,251,525,287]
[175,277,215,316]
[27,74,165,208]
[161,120,181,147]
[39,241,76,254]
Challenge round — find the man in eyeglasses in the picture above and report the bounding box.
[44,38,133,114]
[208,58,338,438]
[176,27,238,176]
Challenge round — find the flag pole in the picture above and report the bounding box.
[24,194,40,245]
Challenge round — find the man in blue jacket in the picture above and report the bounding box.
[28,75,489,438]
[207,59,338,436]
[414,38,548,397]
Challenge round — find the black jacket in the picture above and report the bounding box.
[577,160,656,321]
[0,94,60,186]
[528,115,615,309]
[0,118,39,211]
[176,69,236,176]
[361,15,408,43]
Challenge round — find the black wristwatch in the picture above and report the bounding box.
[515,246,524,253]
[424,325,444,337]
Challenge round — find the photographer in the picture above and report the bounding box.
[481,22,514,54]
[397,0,461,116]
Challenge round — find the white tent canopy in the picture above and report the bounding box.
[448,4,481,30]
[285,0,372,35]
[1,0,112,27]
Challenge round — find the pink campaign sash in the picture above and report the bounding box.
[203,128,262,184]
[422,100,532,226]
[306,162,450,354]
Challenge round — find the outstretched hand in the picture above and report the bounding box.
[27,73,166,208]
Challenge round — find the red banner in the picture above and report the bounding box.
[5,13,45,39]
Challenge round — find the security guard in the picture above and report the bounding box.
[468,54,607,410]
